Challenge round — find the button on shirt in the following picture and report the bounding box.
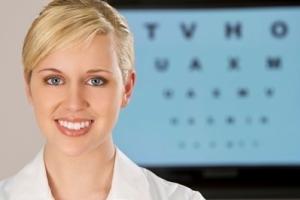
[0,146,205,200]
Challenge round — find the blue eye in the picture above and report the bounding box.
[46,76,64,86]
[87,77,106,86]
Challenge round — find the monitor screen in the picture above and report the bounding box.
[113,6,300,167]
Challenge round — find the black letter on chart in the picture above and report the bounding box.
[144,23,159,40]
[180,22,197,40]
[155,58,169,72]
[225,22,242,39]
[266,57,282,70]
[228,57,240,71]
[271,21,288,39]
[189,58,202,71]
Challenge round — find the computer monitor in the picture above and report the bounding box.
[112,1,300,198]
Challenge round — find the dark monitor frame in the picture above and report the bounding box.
[110,0,300,198]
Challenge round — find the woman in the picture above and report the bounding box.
[0,0,205,199]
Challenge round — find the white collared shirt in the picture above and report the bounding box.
[0,146,205,200]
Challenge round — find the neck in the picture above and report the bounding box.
[44,139,116,200]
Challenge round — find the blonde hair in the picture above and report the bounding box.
[22,0,134,83]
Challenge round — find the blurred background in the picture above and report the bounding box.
[0,0,299,199]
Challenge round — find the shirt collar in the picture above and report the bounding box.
[5,145,151,200]
[107,147,152,200]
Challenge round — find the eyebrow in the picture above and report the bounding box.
[38,67,112,74]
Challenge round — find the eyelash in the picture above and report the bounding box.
[43,76,108,87]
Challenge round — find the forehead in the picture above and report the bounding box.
[35,34,119,72]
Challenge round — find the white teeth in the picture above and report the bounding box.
[75,123,80,130]
[67,122,72,129]
[80,122,85,129]
[57,120,91,130]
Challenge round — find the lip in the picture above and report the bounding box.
[55,117,93,122]
[54,119,94,137]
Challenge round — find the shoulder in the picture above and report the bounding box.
[114,147,205,200]
[0,165,34,199]
[141,167,205,200]
[0,178,6,196]
[0,147,53,200]
[0,176,16,199]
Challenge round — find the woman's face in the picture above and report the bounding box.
[25,34,135,156]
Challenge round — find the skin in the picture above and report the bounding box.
[24,33,136,200]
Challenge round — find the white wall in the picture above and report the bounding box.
[0,1,49,180]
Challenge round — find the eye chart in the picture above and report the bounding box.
[113,7,300,166]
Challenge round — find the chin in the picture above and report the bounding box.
[45,137,98,157]
[43,122,112,157]
[58,144,91,157]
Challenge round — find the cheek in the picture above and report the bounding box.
[88,86,123,115]
[86,86,123,136]
[31,87,62,119]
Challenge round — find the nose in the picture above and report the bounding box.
[64,83,89,112]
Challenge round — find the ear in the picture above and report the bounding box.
[121,70,136,108]
[24,74,33,105]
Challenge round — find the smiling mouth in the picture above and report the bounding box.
[54,119,94,137]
